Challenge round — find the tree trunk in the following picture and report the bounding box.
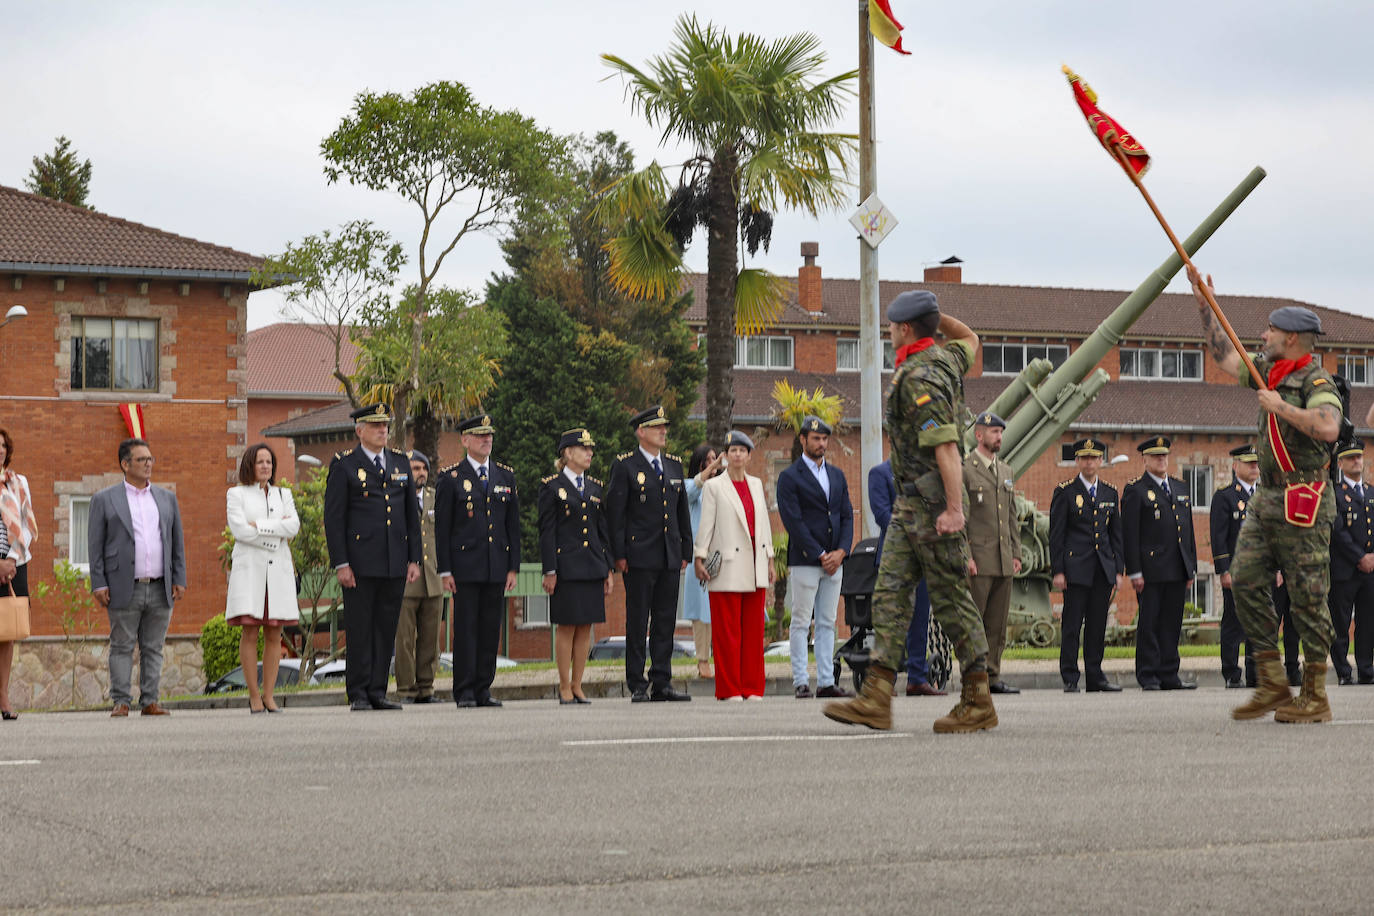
[703,149,739,448]
[390,388,411,451]
[412,401,442,467]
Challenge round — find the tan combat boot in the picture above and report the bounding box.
[933,670,999,734]
[1231,650,1292,720]
[823,665,894,731]
[1274,661,1332,724]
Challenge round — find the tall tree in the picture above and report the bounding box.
[351,285,508,469]
[320,81,569,457]
[251,220,404,408]
[600,16,857,445]
[26,135,93,207]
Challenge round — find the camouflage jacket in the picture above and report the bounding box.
[1243,354,1341,480]
[885,338,974,488]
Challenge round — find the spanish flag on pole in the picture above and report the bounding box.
[119,403,146,439]
[869,0,910,55]
[1063,65,1151,178]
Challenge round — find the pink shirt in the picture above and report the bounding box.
[124,481,163,580]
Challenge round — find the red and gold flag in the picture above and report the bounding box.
[119,402,145,439]
[1063,65,1150,178]
[869,0,910,55]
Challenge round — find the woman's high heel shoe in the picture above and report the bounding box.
[1,710,18,721]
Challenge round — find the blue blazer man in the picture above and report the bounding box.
[777,454,853,567]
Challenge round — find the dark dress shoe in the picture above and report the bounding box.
[559,696,576,705]
[371,698,403,710]
[1063,684,1080,693]
[1141,684,1162,691]
[350,699,373,711]
[1160,681,1197,691]
[815,684,853,699]
[794,684,814,699]
[1225,678,1245,688]
[988,681,1019,695]
[1087,682,1122,693]
[630,689,650,703]
[456,698,477,708]
[413,695,435,704]
[1338,675,1355,686]
[573,695,592,705]
[651,686,691,702]
[477,697,503,707]
[1359,676,1374,685]
[907,681,947,696]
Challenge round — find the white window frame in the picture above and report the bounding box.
[735,335,794,370]
[521,593,550,627]
[69,496,92,573]
[1189,576,1212,618]
[982,342,1069,376]
[70,316,160,392]
[1338,355,1371,386]
[836,338,894,372]
[1180,464,1213,510]
[1119,347,1203,381]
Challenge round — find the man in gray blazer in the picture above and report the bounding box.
[88,438,187,716]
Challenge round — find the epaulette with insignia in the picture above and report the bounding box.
[1127,475,1141,485]
[617,451,633,460]
[540,474,557,484]
[1057,478,1074,489]
[587,475,603,487]
[440,462,461,476]
[495,461,514,474]
[389,447,406,454]
[666,453,682,464]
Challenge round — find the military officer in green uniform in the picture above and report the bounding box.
[396,450,444,703]
[1192,266,1343,723]
[963,411,1023,694]
[823,290,996,734]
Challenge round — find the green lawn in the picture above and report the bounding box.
[1003,644,1221,661]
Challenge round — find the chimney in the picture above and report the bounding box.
[798,241,822,314]
[923,254,964,284]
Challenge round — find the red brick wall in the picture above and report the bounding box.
[247,396,336,477]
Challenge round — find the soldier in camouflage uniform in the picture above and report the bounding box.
[1192,267,1343,723]
[823,290,995,734]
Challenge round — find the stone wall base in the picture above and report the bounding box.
[6,636,204,710]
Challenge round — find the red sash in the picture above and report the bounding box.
[1266,390,1324,527]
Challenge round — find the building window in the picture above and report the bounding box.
[735,335,793,370]
[70,497,91,572]
[1338,355,1371,386]
[522,594,550,626]
[836,338,895,372]
[1120,347,1202,381]
[1189,576,1211,617]
[982,343,1069,375]
[1180,464,1212,510]
[70,317,158,390]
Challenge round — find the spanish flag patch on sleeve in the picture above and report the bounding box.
[915,394,932,407]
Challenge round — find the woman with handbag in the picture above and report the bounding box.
[226,444,300,713]
[683,443,726,679]
[0,428,37,720]
[693,431,775,701]
[538,428,613,705]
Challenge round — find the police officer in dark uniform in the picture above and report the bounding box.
[1211,444,1260,688]
[605,405,693,702]
[323,403,421,711]
[435,414,521,708]
[1328,438,1374,685]
[1049,437,1125,692]
[1123,436,1198,690]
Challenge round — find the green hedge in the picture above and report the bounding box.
[200,614,266,683]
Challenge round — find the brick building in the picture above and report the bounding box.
[246,322,358,466]
[0,183,263,641]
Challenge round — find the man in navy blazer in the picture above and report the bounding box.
[777,416,853,698]
[88,438,187,716]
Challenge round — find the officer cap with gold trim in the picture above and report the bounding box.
[800,415,832,436]
[1336,437,1365,459]
[630,405,669,429]
[1136,435,1171,455]
[1071,437,1107,458]
[725,430,755,451]
[350,403,392,423]
[974,411,1006,429]
[458,414,495,435]
[558,428,597,452]
[1228,443,1259,462]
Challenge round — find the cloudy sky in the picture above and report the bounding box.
[4,1,1371,329]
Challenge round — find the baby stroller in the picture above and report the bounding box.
[833,537,953,694]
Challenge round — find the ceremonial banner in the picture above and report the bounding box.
[119,402,145,439]
[1063,65,1150,178]
[869,0,910,55]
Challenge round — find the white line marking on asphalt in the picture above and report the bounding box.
[0,759,40,766]
[563,733,913,747]
[1328,719,1374,726]
[601,849,629,855]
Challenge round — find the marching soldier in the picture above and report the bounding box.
[395,450,444,703]
[323,403,421,711]
[605,406,693,702]
[1122,436,1198,690]
[1328,438,1374,686]
[1211,444,1260,688]
[963,411,1023,694]
[1192,266,1343,723]
[436,414,521,709]
[1049,437,1125,693]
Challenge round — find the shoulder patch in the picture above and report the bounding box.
[1057,478,1074,489]
[665,453,681,465]
[495,461,514,474]
[915,393,932,407]
[1312,377,1328,386]
[540,474,557,484]
[389,447,406,455]
[587,475,603,487]
[617,451,633,460]
[440,462,461,476]
[1127,475,1141,485]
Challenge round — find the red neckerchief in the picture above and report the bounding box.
[1267,353,1312,389]
[894,337,935,368]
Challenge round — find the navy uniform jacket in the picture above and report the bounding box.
[1209,477,1252,577]
[605,450,692,570]
[435,459,521,583]
[1331,479,1374,583]
[776,457,854,567]
[324,447,421,578]
[1122,474,1197,582]
[538,473,612,580]
[1049,477,1124,586]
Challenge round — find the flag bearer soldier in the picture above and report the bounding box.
[963,411,1023,695]
[1192,266,1343,723]
[1328,438,1374,686]
[1122,436,1198,690]
[605,406,693,702]
[324,403,421,711]
[1211,444,1260,688]
[823,290,997,733]
[1049,437,1125,693]
[436,414,520,709]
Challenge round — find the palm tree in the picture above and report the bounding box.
[771,379,844,462]
[599,16,856,445]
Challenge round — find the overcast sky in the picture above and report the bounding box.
[4,1,1371,330]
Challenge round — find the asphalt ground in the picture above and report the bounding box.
[4,682,1374,914]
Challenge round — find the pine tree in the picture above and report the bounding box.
[25,136,93,207]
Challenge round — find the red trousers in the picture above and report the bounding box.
[709,589,767,699]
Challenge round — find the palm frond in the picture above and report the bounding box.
[734,268,789,335]
[770,379,844,434]
[590,162,671,228]
[604,220,683,301]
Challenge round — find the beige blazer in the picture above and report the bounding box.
[693,473,774,592]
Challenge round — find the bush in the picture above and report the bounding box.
[200,614,240,683]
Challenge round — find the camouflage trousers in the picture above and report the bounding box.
[1232,483,1334,662]
[871,495,988,674]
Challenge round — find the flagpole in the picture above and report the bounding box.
[857,0,883,538]
[1112,147,1268,391]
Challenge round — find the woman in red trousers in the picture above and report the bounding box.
[692,431,775,700]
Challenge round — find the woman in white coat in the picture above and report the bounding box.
[226,444,300,713]
[693,431,774,701]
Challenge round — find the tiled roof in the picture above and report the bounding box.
[261,399,355,437]
[0,183,262,278]
[247,323,359,397]
[681,273,1374,345]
